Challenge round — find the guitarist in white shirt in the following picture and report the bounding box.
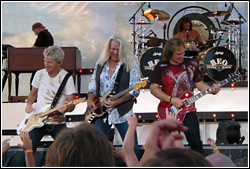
[150,37,220,155]
[17,46,76,166]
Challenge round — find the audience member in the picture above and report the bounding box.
[234,156,248,167]
[2,138,11,155]
[141,148,212,167]
[207,137,220,154]
[122,110,188,167]
[205,153,235,167]
[18,131,36,167]
[45,122,114,167]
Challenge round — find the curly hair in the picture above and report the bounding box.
[162,37,185,62]
[178,16,193,32]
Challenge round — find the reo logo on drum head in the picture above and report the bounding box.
[199,46,238,81]
[139,47,163,80]
[207,58,233,72]
[144,58,160,70]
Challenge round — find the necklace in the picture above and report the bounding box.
[110,66,116,72]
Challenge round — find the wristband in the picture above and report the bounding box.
[169,96,172,104]
[25,149,33,153]
[213,146,218,151]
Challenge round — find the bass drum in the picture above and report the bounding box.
[139,47,163,81]
[198,46,238,81]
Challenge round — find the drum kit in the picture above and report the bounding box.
[130,3,246,82]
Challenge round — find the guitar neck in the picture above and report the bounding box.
[39,99,83,117]
[110,87,133,101]
[188,78,230,104]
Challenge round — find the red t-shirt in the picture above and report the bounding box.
[150,58,203,98]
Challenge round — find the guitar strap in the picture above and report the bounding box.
[184,59,194,92]
[51,72,72,109]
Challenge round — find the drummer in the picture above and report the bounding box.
[175,16,204,48]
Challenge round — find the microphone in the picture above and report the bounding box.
[186,31,189,40]
[225,2,227,7]
[148,2,151,8]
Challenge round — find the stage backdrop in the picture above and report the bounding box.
[2,1,248,69]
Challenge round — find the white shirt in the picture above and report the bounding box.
[32,69,76,115]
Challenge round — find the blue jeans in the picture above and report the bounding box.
[17,123,66,167]
[183,112,204,155]
[93,118,141,160]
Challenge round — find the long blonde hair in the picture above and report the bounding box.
[98,34,135,71]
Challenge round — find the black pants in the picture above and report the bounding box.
[183,112,204,155]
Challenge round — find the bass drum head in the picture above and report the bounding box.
[199,46,238,81]
[173,13,215,49]
[139,47,163,81]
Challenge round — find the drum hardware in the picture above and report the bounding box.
[221,20,244,25]
[184,40,198,57]
[222,2,247,78]
[144,9,170,21]
[146,37,163,47]
[129,2,147,54]
[205,28,228,34]
[223,2,234,21]
[202,11,230,17]
[205,38,224,42]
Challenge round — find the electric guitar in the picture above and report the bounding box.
[158,73,242,121]
[16,97,85,134]
[85,80,147,123]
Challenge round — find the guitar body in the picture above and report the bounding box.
[158,73,242,121]
[16,104,51,134]
[85,91,111,123]
[85,80,148,123]
[16,98,85,134]
[158,91,196,121]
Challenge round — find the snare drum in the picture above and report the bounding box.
[139,47,163,80]
[184,40,198,56]
[198,46,238,81]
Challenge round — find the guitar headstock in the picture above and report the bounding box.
[71,97,86,105]
[229,73,242,83]
[133,80,147,90]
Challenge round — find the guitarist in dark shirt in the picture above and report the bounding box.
[150,37,220,155]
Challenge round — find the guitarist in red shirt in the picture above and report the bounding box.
[150,37,221,155]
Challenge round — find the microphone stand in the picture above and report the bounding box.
[129,2,146,55]
[163,23,167,46]
[230,2,247,79]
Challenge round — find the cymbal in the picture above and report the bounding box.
[144,9,170,21]
[206,38,223,42]
[202,11,230,17]
[130,21,151,25]
[221,20,244,25]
